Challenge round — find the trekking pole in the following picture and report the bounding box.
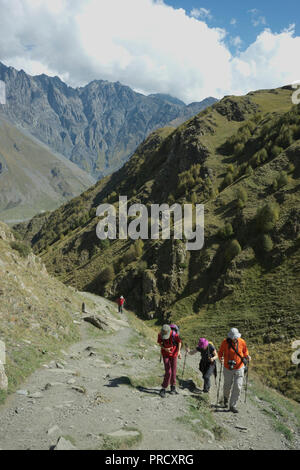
[244,360,249,404]
[216,360,223,407]
[181,346,188,380]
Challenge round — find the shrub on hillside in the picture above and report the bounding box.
[123,239,144,266]
[245,165,253,177]
[224,172,233,187]
[136,260,148,274]
[218,222,234,240]
[256,203,280,233]
[261,234,274,252]
[100,239,110,251]
[277,171,290,189]
[235,188,248,209]
[10,241,31,258]
[270,145,283,158]
[224,239,242,263]
[100,266,115,284]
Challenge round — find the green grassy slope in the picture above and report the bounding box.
[0,222,100,404]
[0,118,94,223]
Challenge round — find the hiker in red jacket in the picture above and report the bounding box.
[157,324,182,398]
[117,295,125,313]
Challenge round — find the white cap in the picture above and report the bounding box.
[228,328,241,340]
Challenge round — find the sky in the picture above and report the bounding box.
[0,0,300,103]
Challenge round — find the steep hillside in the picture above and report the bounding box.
[0,62,216,178]
[17,86,300,401]
[0,222,106,404]
[0,117,95,223]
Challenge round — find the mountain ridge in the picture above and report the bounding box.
[0,62,217,178]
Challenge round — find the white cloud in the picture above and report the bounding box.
[248,8,267,28]
[230,18,237,26]
[0,0,299,103]
[190,7,212,20]
[231,36,243,49]
[231,27,300,94]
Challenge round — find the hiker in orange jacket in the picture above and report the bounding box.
[158,324,182,398]
[218,328,251,413]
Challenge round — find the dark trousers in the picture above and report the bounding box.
[202,364,216,392]
[162,356,177,389]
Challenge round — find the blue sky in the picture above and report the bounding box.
[1,0,300,102]
[166,0,300,50]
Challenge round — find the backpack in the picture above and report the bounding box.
[170,324,180,346]
[170,324,180,337]
[199,341,217,378]
[161,324,180,348]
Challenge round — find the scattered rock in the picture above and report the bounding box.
[202,429,215,442]
[56,362,65,369]
[107,429,140,438]
[67,378,76,385]
[83,315,110,331]
[0,364,8,391]
[28,392,43,399]
[23,340,32,345]
[53,436,77,450]
[47,425,61,436]
[235,425,248,431]
[71,386,86,394]
[16,390,29,396]
[48,369,76,375]
[0,341,7,391]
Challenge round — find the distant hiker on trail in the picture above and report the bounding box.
[117,295,125,314]
[158,324,182,398]
[218,328,251,414]
[186,338,217,393]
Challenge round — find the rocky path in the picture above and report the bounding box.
[0,292,298,450]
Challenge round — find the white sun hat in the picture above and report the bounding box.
[228,328,241,340]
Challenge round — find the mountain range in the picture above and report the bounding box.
[0,62,217,179]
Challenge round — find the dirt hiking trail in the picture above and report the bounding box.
[0,292,299,450]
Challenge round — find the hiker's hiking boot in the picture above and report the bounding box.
[170,385,178,395]
[159,388,166,398]
[192,387,202,394]
[230,406,239,414]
